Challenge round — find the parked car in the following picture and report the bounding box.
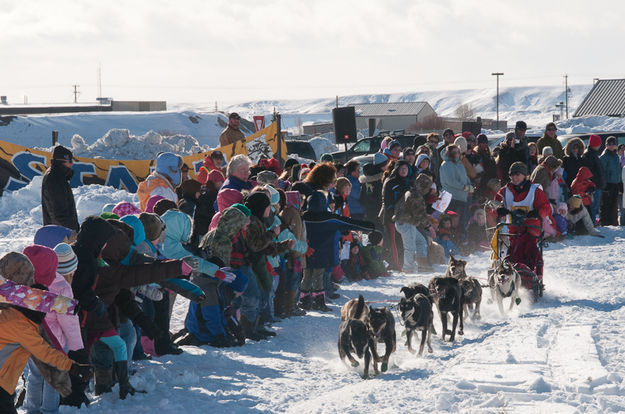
[285,140,317,161]
[330,134,418,163]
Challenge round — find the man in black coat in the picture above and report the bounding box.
[581,134,606,223]
[41,146,80,232]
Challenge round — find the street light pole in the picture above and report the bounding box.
[492,72,504,129]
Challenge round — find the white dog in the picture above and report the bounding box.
[488,260,522,315]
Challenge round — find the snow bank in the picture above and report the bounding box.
[69,129,208,159]
[555,115,625,134]
[309,136,338,158]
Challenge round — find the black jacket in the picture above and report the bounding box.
[71,217,115,314]
[581,147,606,190]
[41,161,80,232]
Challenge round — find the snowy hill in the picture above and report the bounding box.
[2,179,623,413]
[219,84,594,131]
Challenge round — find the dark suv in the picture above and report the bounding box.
[285,140,317,161]
[330,134,418,163]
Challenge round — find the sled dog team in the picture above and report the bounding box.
[339,256,523,378]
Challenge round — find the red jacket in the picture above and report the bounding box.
[570,166,596,206]
[495,180,552,219]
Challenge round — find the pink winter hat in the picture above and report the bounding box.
[207,169,225,184]
[217,188,243,211]
[23,245,58,287]
[113,201,141,217]
[145,195,165,213]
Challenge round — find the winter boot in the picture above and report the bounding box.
[94,367,113,396]
[284,291,306,317]
[312,291,332,312]
[239,314,266,341]
[255,316,276,337]
[298,291,312,311]
[113,361,145,400]
[155,332,183,355]
[416,256,434,273]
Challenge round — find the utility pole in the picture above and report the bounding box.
[72,84,80,103]
[564,74,569,119]
[336,95,339,108]
[491,72,504,129]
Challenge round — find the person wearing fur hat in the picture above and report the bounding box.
[582,134,606,223]
[537,122,564,159]
[22,245,84,414]
[566,195,602,237]
[137,152,184,211]
[41,146,80,232]
[0,252,92,414]
[392,173,436,272]
[562,137,585,187]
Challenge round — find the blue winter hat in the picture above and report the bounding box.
[266,185,280,205]
[120,215,146,246]
[33,225,74,248]
[416,153,431,169]
[155,152,184,186]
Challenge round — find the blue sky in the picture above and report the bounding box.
[1,0,622,105]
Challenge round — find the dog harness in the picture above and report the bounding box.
[498,280,515,298]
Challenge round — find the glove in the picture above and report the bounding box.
[496,207,510,217]
[527,209,540,219]
[214,268,236,283]
[463,184,472,192]
[93,300,107,318]
[305,247,315,257]
[69,363,93,382]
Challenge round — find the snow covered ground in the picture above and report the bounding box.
[5,179,625,413]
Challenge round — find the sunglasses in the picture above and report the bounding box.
[546,128,557,132]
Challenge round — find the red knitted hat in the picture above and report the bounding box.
[23,245,58,287]
[588,134,602,148]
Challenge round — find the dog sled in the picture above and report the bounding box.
[488,213,545,302]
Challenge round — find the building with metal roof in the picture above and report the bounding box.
[349,102,437,132]
[573,79,625,117]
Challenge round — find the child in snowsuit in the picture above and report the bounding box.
[360,230,388,279]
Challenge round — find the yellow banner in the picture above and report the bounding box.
[0,121,283,193]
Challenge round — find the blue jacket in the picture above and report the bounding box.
[346,174,364,215]
[439,153,471,202]
[221,176,254,193]
[161,210,219,277]
[600,149,621,185]
[303,212,374,269]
